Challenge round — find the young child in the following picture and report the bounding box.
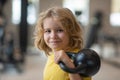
[34,7,91,80]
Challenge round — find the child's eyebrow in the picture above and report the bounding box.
[56,26,63,29]
[43,28,51,31]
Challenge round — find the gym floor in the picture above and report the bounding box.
[0,46,120,80]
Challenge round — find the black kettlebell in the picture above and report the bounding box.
[59,49,101,77]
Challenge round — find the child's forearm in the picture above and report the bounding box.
[69,74,83,80]
[65,59,83,80]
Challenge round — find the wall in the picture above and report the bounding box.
[39,0,63,12]
[89,0,120,36]
[3,0,20,48]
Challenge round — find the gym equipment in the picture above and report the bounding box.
[85,12,103,48]
[59,49,101,77]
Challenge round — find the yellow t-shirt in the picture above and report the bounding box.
[43,50,92,80]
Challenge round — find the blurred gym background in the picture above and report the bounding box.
[0,0,120,80]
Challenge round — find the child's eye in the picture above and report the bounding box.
[57,29,64,32]
[44,30,51,33]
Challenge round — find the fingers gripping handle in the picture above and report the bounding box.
[59,61,87,73]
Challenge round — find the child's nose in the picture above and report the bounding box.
[51,31,57,38]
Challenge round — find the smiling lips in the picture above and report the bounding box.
[50,40,61,44]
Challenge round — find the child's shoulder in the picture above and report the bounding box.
[69,48,80,53]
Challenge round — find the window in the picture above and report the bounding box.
[110,0,120,27]
[12,0,39,25]
[27,0,39,25]
[12,0,21,24]
[63,0,89,26]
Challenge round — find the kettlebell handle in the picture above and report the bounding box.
[59,61,87,73]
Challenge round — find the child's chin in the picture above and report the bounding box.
[52,48,62,51]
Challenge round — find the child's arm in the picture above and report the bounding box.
[53,50,83,80]
[69,73,83,80]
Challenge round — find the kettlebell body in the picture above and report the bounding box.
[59,49,101,77]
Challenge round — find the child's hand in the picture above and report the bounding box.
[53,50,75,68]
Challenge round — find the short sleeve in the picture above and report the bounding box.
[83,77,92,80]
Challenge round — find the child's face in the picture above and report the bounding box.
[43,17,69,51]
